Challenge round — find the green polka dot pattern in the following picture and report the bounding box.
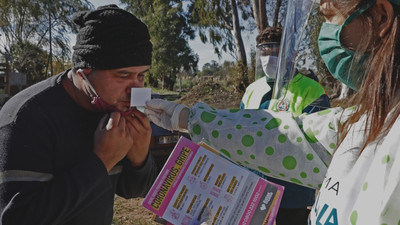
[193,124,201,135]
[188,103,332,190]
[258,167,270,173]
[318,109,331,116]
[265,118,282,130]
[212,130,219,138]
[220,149,231,158]
[265,147,274,155]
[290,178,303,185]
[283,156,297,170]
[242,135,254,147]
[200,111,216,123]
[350,211,358,225]
[382,155,390,164]
[278,135,287,143]
[362,182,368,191]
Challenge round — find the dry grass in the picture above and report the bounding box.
[113,196,158,225]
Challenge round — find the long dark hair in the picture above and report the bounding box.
[337,0,400,151]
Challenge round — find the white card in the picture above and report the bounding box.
[130,88,151,106]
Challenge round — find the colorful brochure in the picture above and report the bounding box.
[142,137,284,225]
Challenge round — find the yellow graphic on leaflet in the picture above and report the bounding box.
[151,147,191,210]
[186,195,198,213]
[197,198,210,221]
[227,176,238,194]
[215,173,226,187]
[173,185,188,209]
[203,164,214,182]
[194,155,206,176]
[212,206,223,225]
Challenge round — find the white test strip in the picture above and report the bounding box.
[130,88,151,106]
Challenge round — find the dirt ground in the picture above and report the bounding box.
[112,80,243,225]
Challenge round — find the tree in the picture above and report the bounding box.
[200,60,221,77]
[123,0,198,90]
[0,0,93,82]
[11,41,47,84]
[249,0,286,33]
[190,0,248,65]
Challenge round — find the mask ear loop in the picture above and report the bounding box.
[77,69,99,98]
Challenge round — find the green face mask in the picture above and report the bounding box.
[318,1,376,90]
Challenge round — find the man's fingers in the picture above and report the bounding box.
[106,112,121,131]
[98,114,109,131]
[131,108,151,129]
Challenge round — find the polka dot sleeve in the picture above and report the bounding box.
[188,103,348,189]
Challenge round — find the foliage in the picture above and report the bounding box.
[189,0,247,64]
[0,0,93,82]
[198,60,221,77]
[231,61,249,93]
[123,0,198,91]
[11,41,47,84]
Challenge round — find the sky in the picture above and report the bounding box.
[87,0,257,69]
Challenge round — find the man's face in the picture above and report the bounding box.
[87,65,150,112]
[257,43,280,57]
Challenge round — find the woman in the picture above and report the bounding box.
[145,0,400,224]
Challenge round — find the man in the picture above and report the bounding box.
[241,27,330,225]
[0,5,157,225]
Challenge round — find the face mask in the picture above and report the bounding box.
[77,70,135,116]
[318,1,375,90]
[260,56,278,80]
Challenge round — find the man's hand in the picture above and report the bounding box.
[94,112,133,171]
[124,108,152,168]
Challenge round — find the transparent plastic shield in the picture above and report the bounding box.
[255,42,280,80]
[270,0,327,115]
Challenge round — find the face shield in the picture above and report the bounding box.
[269,0,328,115]
[255,42,280,81]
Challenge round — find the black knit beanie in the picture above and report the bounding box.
[72,4,152,70]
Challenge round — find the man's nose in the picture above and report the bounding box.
[126,78,142,92]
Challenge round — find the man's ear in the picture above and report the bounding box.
[76,68,93,77]
[373,0,395,38]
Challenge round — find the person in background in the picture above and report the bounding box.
[241,26,330,225]
[145,0,400,224]
[0,5,157,225]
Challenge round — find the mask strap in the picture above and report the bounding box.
[77,69,99,98]
[343,0,377,26]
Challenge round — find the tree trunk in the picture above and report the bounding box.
[259,0,267,30]
[273,0,282,27]
[230,0,247,66]
[251,0,267,33]
[251,0,260,32]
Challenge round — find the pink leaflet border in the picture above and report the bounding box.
[142,137,200,215]
[238,179,268,225]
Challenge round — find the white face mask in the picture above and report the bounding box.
[260,56,278,80]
